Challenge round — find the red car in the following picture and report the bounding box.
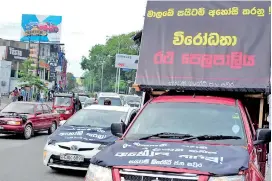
[0,102,60,139]
[38,22,59,33]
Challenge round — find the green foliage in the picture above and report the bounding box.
[80,31,139,92]
[66,72,77,91]
[18,58,46,90]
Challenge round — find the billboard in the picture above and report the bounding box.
[136,1,271,91]
[20,14,62,42]
[115,54,139,70]
[6,46,29,61]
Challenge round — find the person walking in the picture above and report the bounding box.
[12,87,19,102]
[21,88,26,101]
[40,91,44,103]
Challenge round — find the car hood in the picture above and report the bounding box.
[90,140,249,175]
[49,125,118,145]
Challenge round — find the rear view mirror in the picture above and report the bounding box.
[111,122,126,137]
[254,128,271,145]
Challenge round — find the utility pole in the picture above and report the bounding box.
[101,61,104,92]
[36,35,41,77]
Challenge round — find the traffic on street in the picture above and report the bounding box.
[0,0,271,181]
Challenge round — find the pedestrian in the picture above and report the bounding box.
[40,91,44,103]
[12,87,19,102]
[21,88,26,101]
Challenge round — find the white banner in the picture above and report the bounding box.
[115,54,139,70]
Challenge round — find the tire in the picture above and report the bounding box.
[23,124,33,140]
[48,121,57,135]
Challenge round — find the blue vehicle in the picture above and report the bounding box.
[25,22,39,30]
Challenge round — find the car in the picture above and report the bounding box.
[123,95,142,107]
[97,93,123,106]
[43,105,139,171]
[78,95,89,105]
[0,102,60,139]
[38,22,59,33]
[83,98,95,108]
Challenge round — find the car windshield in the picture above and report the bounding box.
[98,97,122,106]
[125,102,246,145]
[79,96,88,102]
[65,109,127,127]
[1,102,35,114]
[125,96,141,103]
[54,97,71,106]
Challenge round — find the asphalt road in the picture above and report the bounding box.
[0,132,86,181]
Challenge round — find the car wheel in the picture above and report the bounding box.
[48,121,57,135]
[24,124,33,139]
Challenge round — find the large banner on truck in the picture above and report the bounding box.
[136,1,271,91]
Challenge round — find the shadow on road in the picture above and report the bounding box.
[50,169,86,177]
[0,131,49,140]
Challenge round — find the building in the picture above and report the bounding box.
[0,38,68,94]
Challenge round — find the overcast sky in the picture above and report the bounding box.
[0,0,146,77]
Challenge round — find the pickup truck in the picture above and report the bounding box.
[84,1,271,180]
[0,102,60,139]
[86,92,271,181]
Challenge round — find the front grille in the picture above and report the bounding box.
[49,155,90,168]
[57,110,65,114]
[58,145,94,151]
[120,170,198,181]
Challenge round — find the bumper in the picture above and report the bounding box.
[59,114,72,120]
[43,144,100,171]
[0,125,24,134]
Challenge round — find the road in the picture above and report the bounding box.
[0,133,86,181]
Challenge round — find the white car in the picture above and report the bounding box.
[43,105,138,171]
[97,93,123,106]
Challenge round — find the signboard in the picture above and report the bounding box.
[115,54,139,70]
[20,14,62,42]
[6,46,29,61]
[136,1,271,91]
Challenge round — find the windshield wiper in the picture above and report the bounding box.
[180,135,242,141]
[139,132,193,140]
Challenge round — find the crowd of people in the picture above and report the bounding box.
[9,87,54,103]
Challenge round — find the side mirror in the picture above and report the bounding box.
[59,120,67,126]
[111,122,126,137]
[36,112,42,115]
[254,128,271,145]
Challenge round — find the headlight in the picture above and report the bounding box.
[209,175,245,181]
[7,121,21,125]
[85,164,112,181]
[65,110,71,114]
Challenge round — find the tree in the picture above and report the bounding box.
[80,31,139,92]
[18,58,46,90]
[66,72,77,91]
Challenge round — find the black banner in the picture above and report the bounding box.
[91,140,249,175]
[49,125,117,144]
[136,1,271,91]
[6,46,29,61]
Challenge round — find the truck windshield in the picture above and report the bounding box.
[125,102,246,145]
[54,97,71,106]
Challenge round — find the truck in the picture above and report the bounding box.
[84,1,271,181]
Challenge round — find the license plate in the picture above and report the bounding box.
[60,154,84,162]
[0,126,3,130]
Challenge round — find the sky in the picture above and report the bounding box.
[0,0,147,77]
